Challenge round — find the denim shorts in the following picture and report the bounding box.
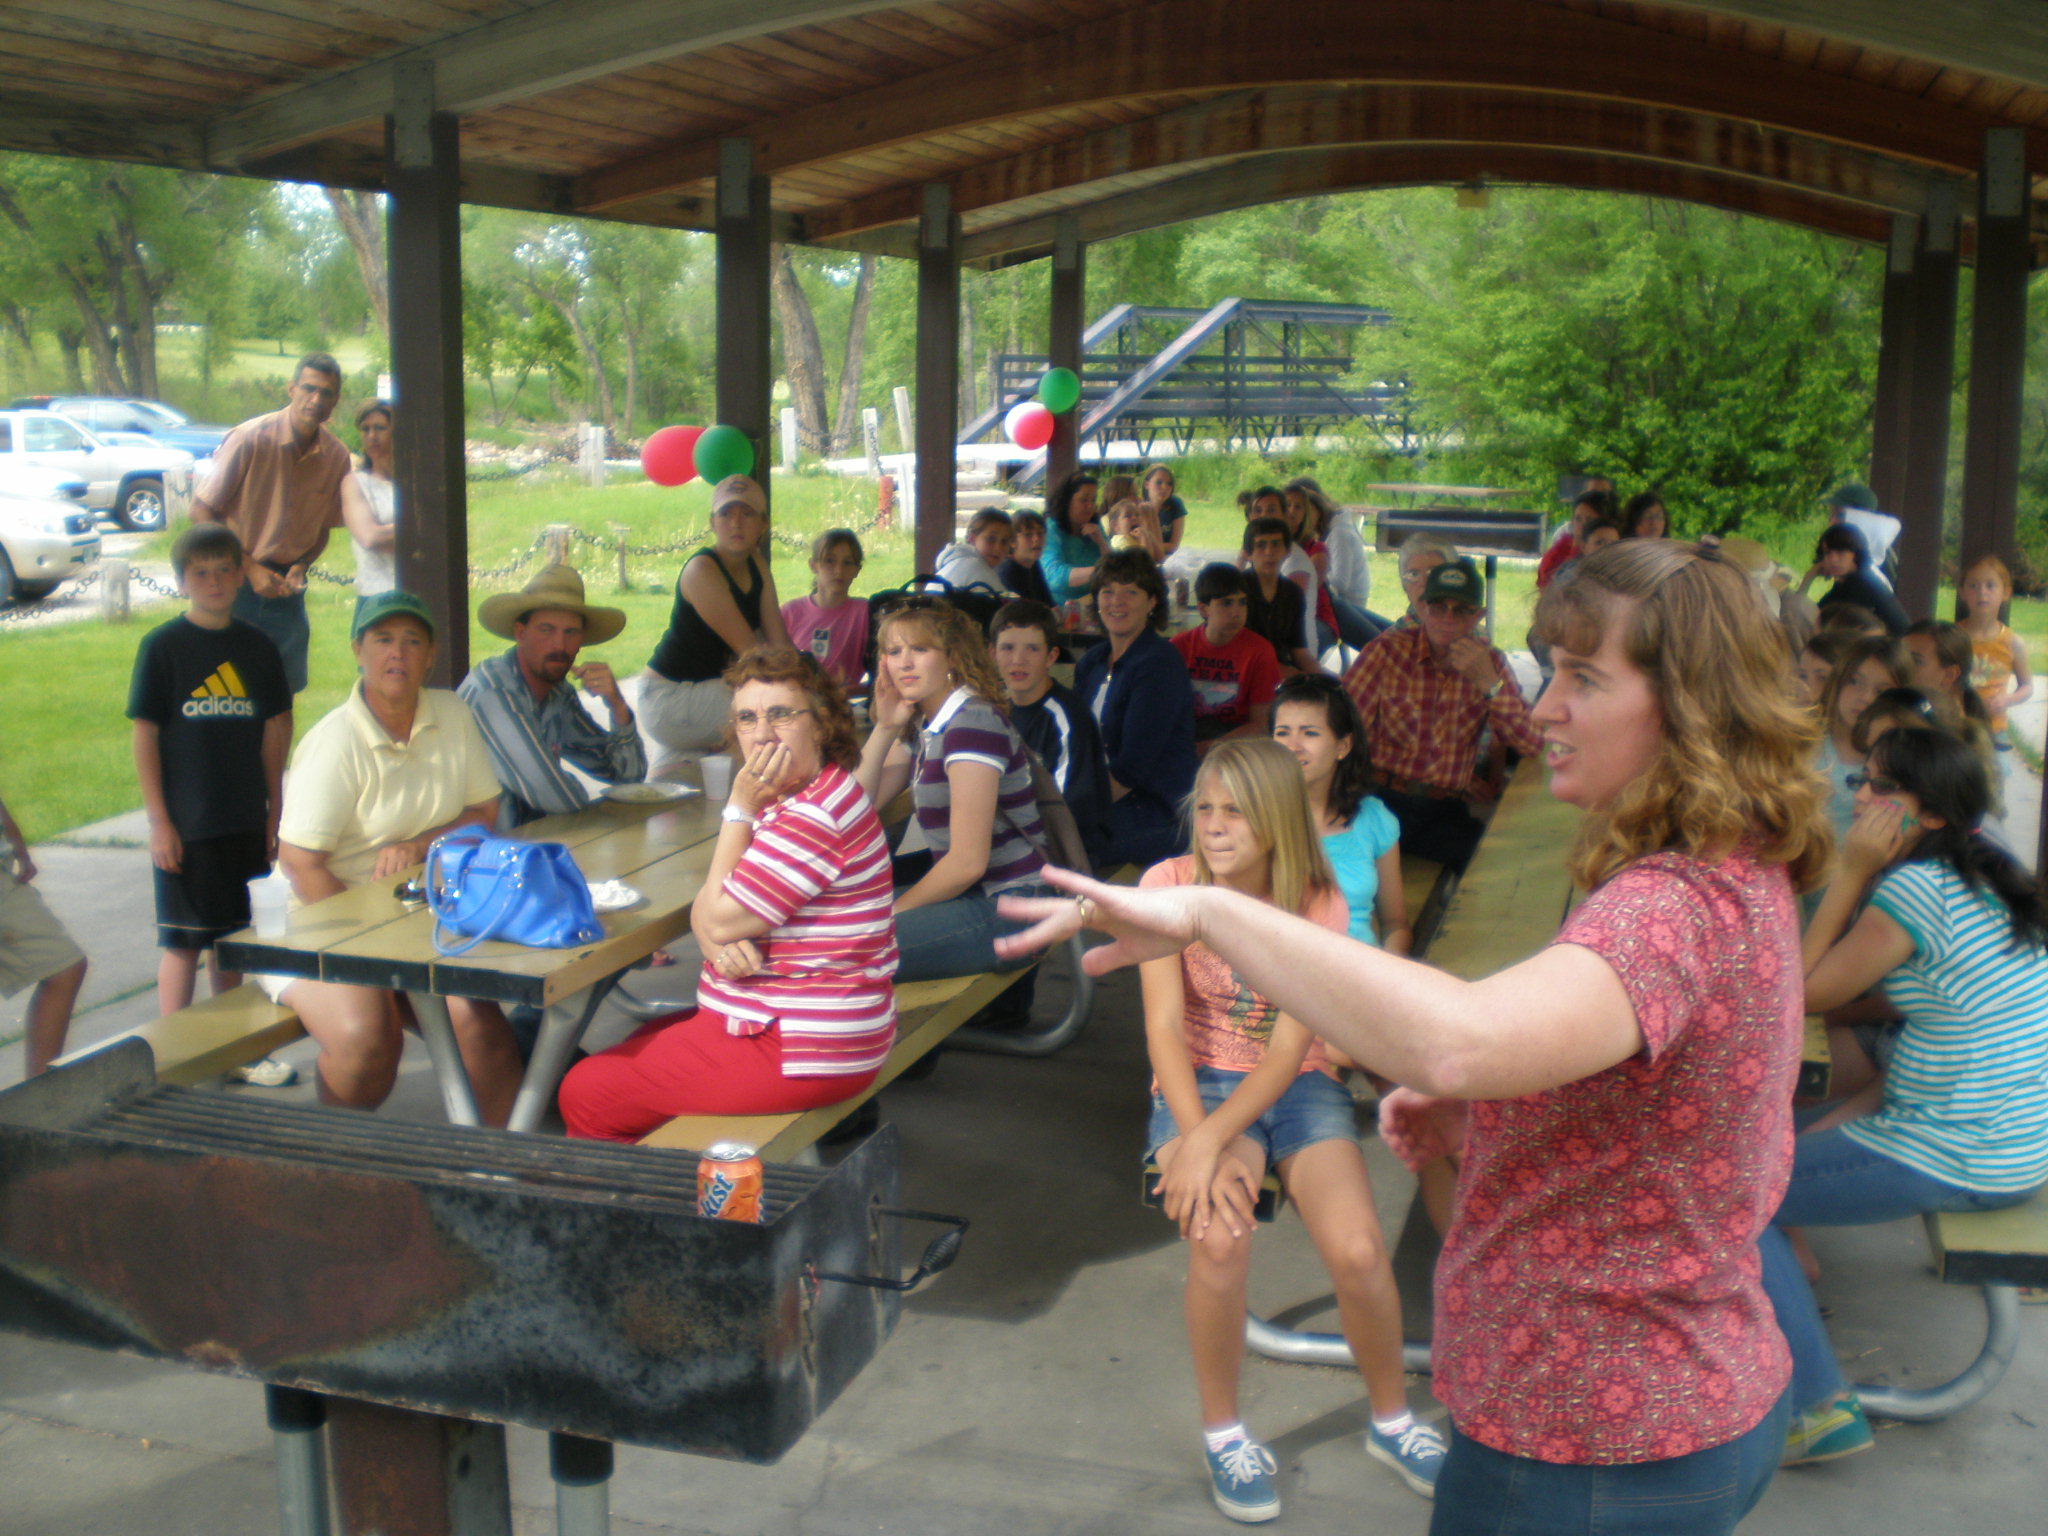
[1145,1064,1358,1169]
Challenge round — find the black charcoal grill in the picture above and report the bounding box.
[0,1042,963,1532]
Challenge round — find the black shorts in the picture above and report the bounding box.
[155,830,269,950]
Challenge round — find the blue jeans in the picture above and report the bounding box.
[1145,1065,1357,1168]
[1330,595,1386,650]
[1761,1127,2041,1409]
[1098,797,1184,871]
[892,881,1048,984]
[1431,1389,1791,1535]
[232,582,310,694]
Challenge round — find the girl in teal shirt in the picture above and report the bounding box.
[1270,675,1410,953]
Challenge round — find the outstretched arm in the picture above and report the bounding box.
[998,869,1642,1099]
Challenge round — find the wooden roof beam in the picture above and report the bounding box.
[1677,2,2048,88]
[204,0,905,167]
[575,0,2048,213]
[803,85,1957,242]
[955,146,1900,267]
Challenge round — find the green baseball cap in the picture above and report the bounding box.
[351,589,438,641]
[1420,557,1485,609]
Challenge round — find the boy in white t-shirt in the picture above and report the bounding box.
[779,528,869,692]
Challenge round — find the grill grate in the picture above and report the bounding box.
[79,1085,826,1222]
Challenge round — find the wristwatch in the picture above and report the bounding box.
[720,804,757,826]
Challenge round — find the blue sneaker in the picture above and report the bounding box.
[1204,1434,1280,1523]
[1367,1418,1447,1498]
[1782,1396,1873,1466]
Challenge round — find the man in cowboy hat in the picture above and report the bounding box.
[459,564,646,828]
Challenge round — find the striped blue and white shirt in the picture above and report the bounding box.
[1845,860,2048,1192]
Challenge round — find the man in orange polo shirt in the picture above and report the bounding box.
[190,353,355,693]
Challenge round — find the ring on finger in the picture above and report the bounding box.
[1076,896,1098,926]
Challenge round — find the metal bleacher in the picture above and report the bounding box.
[961,299,1408,487]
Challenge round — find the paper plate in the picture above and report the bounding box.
[604,782,693,804]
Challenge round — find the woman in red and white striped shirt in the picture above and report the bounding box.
[559,647,897,1141]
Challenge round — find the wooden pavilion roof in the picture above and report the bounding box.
[6,0,2048,261]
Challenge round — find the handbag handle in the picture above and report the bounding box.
[429,839,533,957]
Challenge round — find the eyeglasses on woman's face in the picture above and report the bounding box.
[1844,771,1900,795]
[732,705,814,731]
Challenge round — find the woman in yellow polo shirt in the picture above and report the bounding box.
[267,591,521,1123]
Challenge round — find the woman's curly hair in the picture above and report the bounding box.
[876,599,1008,741]
[722,645,862,771]
[1535,539,1832,892]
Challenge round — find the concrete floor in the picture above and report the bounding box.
[2,692,2043,1535]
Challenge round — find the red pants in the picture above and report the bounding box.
[558,1007,875,1143]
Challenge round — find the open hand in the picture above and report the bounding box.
[245,563,287,598]
[995,865,1204,973]
[730,738,801,816]
[1842,796,1910,878]
[1379,1088,1470,1173]
[870,665,914,734]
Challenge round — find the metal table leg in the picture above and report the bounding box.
[405,991,482,1128]
[551,1433,613,1536]
[951,934,1097,1057]
[267,1386,331,1536]
[507,975,622,1134]
[1244,1311,1432,1374]
[1856,1283,2023,1422]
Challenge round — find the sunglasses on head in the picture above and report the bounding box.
[876,593,946,616]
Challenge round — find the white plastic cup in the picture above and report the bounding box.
[248,873,291,938]
[700,754,736,801]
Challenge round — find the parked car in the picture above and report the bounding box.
[0,490,100,603]
[25,396,231,463]
[0,409,194,531]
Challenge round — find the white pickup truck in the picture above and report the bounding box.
[0,408,195,531]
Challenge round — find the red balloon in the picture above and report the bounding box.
[1005,401,1055,451]
[642,424,706,486]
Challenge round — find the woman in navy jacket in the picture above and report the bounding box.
[1073,550,1199,869]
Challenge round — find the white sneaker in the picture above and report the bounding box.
[229,1056,297,1088]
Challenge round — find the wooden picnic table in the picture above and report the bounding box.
[218,782,728,1134]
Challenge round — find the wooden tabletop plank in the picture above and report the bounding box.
[1425,767,1582,981]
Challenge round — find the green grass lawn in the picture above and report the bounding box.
[4,467,2040,843]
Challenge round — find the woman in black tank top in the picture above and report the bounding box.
[637,475,789,772]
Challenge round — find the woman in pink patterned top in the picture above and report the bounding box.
[999,540,1831,1532]
[560,648,896,1141]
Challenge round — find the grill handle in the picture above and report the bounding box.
[815,1205,969,1292]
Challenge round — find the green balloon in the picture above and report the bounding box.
[692,424,755,483]
[1037,367,1081,414]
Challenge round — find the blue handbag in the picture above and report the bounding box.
[425,831,604,957]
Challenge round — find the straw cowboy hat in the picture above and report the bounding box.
[477,564,627,644]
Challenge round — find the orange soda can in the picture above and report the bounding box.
[697,1141,765,1222]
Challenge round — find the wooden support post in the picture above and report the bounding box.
[386,59,469,685]
[1868,215,1917,517]
[915,183,960,575]
[1895,189,1959,624]
[542,523,574,566]
[779,407,799,472]
[1960,128,2029,580]
[608,522,630,592]
[892,386,913,454]
[1046,214,1085,493]
[98,558,130,623]
[716,138,772,515]
[861,407,883,477]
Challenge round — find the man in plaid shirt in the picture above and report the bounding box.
[1340,559,1540,868]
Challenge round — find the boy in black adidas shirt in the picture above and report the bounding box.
[128,525,292,1014]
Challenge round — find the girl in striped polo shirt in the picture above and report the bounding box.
[859,600,1051,982]
[558,648,897,1140]
[1765,726,2048,1464]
